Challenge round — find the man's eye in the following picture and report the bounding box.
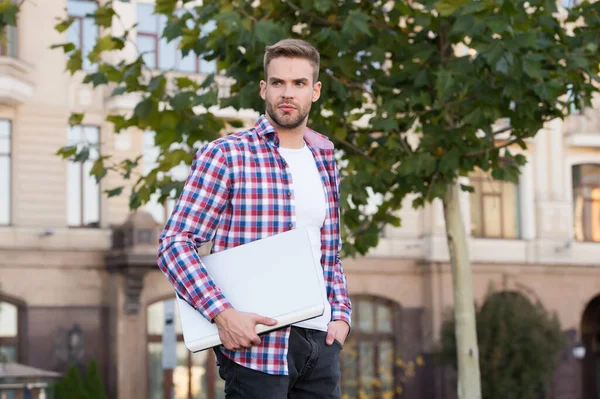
[296,82,305,87]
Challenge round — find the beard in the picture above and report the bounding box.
[265,99,310,130]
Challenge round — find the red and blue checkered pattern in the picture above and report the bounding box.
[157,115,352,375]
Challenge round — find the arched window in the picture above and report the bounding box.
[572,164,600,242]
[147,299,224,399]
[341,296,401,399]
[0,300,19,362]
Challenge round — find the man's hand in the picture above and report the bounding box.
[213,308,277,351]
[326,320,350,346]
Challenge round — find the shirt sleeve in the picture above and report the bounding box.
[157,144,233,322]
[330,161,352,328]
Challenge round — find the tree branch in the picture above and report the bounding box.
[492,125,513,136]
[338,138,375,162]
[465,136,524,157]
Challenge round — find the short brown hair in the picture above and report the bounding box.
[263,39,320,83]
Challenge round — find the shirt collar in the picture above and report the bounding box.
[254,114,334,150]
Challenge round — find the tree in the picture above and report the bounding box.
[54,364,90,399]
[44,0,600,398]
[440,290,567,399]
[54,361,108,399]
[83,360,108,399]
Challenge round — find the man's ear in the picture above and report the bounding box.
[312,81,322,102]
[260,80,267,100]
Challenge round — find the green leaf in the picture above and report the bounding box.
[163,19,185,42]
[54,17,75,33]
[56,145,78,158]
[175,76,198,89]
[90,158,107,183]
[82,72,108,87]
[66,51,83,74]
[69,113,84,126]
[111,86,127,96]
[155,0,176,15]
[334,126,347,140]
[342,10,371,37]
[255,20,282,44]
[93,6,116,28]
[496,58,509,75]
[159,111,179,131]
[134,97,153,120]
[314,0,332,13]
[88,35,125,63]
[522,56,543,79]
[460,184,475,193]
[74,147,90,163]
[148,75,166,94]
[372,118,399,133]
[228,119,245,128]
[0,0,19,26]
[439,148,460,172]
[106,115,129,132]
[105,187,124,197]
[50,42,76,54]
[434,0,469,17]
[170,92,194,111]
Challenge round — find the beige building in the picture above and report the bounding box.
[0,1,599,399]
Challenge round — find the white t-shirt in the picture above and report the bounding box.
[278,142,331,332]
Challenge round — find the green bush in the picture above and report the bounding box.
[440,290,566,399]
[54,360,107,399]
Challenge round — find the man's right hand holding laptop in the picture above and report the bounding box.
[214,308,277,351]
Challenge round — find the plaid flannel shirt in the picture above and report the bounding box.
[157,115,352,375]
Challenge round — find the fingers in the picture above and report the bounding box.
[253,314,278,326]
[250,334,261,346]
[325,330,336,346]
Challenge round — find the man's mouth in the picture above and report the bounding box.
[279,104,296,112]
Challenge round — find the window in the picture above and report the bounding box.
[0,120,10,225]
[136,4,216,74]
[469,169,520,239]
[341,296,399,399]
[147,299,224,399]
[67,125,100,227]
[0,300,19,363]
[68,0,98,70]
[573,164,600,242]
[0,25,18,57]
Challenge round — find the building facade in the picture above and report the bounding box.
[0,0,599,399]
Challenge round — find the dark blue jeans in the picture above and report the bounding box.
[214,326,343,399]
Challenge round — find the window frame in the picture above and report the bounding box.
[0,295,26,364]
[67,125,101,228]
[67,0,99,71]
[146,297,222,399]
[572,163,600,242]
[136,3,209,74]
[0,119,11,226]
[341,295,402,399]
[469,171,521,239]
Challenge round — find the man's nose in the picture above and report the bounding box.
[282,84,295,98]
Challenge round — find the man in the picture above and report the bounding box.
[157,38,352,398]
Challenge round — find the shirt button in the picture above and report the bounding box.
[287,191,292,198]
[288,222,293,229]
[282,161,287,167]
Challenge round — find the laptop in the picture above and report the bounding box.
[175,227,327,352]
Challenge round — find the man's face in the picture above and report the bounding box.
[260,57,321,130]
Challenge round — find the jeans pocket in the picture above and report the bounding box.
[333,339,344,350]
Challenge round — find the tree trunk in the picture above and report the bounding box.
[442,180,482,399]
